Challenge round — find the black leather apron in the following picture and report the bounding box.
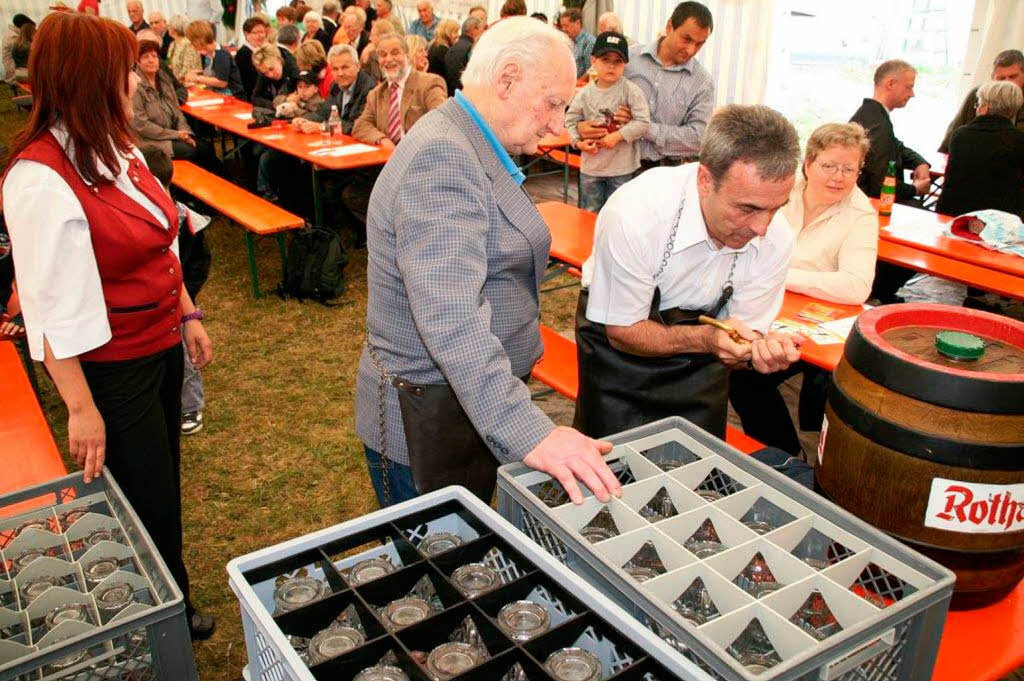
[572,192,737,440]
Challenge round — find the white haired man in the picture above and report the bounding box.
[409,1,438,42]
[126,0,149,33]
[356,17,621,507]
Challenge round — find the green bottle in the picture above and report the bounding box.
[879,160,897,217]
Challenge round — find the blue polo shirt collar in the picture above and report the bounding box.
[454,90,526,185]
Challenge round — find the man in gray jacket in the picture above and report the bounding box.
[356,17,621,507]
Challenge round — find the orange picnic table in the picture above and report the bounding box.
[878,201,1024,279]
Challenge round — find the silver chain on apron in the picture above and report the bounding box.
[364,334,393,505]
[653,193,740,301]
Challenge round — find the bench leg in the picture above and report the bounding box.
[276,233,287,280]
[244,232,262,298]
[311,166,323,228]
[562,157,569,204]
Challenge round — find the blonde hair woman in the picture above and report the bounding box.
[427,18,457,78]
[404,34,428,71]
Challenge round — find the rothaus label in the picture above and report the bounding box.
[924,478,1024,534]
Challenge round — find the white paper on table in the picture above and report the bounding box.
[261,134,286,140]
[186,97,225,107]
[308,144,380,157]
[234,112,253,120]
[819,315,860,341]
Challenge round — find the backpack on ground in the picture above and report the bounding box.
[276,223,348,303]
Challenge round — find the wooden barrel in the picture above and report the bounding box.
[817,303,1024,608]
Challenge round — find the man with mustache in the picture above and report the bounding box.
[352,33,445,148]
[574,105,804,441]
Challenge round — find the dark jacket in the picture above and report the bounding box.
[444,34,473,95]
[938,85,1024,153]
[322,17,338,44]
[235,44,258,100]
[204,48,244,98]
[850,98,928,203]
[159,31,173,60]
[427,42,448,83]
[936,114,1024,217]
[354,30,370,55]
[251,58,300,111]
[306,69,376,134]
[307,29,332,57]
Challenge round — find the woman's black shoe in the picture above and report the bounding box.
[190,612,216,640]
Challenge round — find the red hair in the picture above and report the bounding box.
[5,13,138,186]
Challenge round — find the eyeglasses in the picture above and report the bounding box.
[816,161,860,178]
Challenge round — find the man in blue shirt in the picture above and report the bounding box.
[559,8,596,80]
[355,17,621,508]
[409,0,438,42]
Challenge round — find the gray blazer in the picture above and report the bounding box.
[355,97,554,466]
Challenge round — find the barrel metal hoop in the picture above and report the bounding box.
[827,377,1024,470]
[845,322,1024,415]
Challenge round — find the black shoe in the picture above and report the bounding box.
[190,612,216,640]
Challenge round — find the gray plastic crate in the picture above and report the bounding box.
[497,417,955,681]
[227,486,718,681]
[0,468,197,681]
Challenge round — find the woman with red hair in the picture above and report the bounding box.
[2,12,214,640]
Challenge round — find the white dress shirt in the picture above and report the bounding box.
[582,163,794,333]
[3,126,175,361]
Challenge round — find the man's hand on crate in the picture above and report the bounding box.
[523,426,620,504]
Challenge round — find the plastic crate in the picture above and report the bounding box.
[496,417,955,681]
[227,486,718,681]
[0,468,197,681]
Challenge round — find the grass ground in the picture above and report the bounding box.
[0,88,579,680]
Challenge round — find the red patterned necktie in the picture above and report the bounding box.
[387,82,403,144]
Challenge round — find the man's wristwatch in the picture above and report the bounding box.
[181,308,204,324]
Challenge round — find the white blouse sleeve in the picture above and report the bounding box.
[3,160,112,361]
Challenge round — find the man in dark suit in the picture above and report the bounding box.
[850,59,931,303]
[296,43,376,133]
[444,16,483,94]
[322,0,341,44]
[293,43,378,244]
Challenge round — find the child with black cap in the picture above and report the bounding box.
[566,31,651,213]
[257,70,325,201]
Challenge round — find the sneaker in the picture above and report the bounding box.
[181,411,204,435]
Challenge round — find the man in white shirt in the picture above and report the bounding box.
[575,104,804,439]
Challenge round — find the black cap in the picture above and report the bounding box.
[592,31,628,62]
[296,70,320,86]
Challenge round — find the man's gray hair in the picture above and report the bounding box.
[977,79,1024,119]
[994,49,1024,70]
[304,11,324,29]
[327,42,359,62]
[377,32,407,54]
[461,16,572,89]
[344,6,367,27]
[322,0,339,16]
[597,11,622,33]
[873,59,914,86]
[277,24,300,45]
[148,10,165,22]
[699,104,800,185]
[461,16,483,34]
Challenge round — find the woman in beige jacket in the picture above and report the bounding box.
[729,122,878,456]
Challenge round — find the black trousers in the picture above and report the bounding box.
[728,361,828,456]
[81,344,192,615]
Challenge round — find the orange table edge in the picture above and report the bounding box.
[0,341,66,515]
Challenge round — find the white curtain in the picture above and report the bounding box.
[2,0,188,31]
[959,0,1024,95]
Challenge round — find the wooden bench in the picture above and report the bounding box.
[533,325,764,454]
[877,240,1024,301]
[544,149,583,207]
[0,341,66,514]
[170,160,305,298]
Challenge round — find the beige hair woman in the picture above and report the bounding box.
[730,122,877,456]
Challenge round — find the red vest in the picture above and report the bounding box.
[16,132,184,362]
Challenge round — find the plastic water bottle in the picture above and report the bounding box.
[327,105,342,138]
